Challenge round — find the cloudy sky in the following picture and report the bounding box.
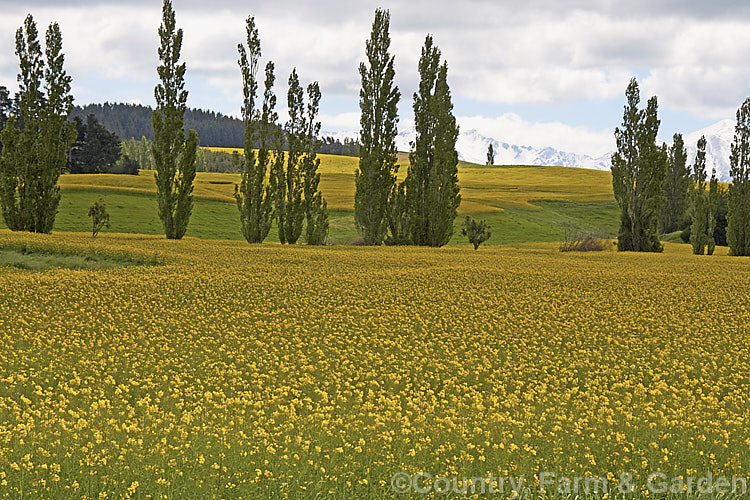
[2,0,750,156]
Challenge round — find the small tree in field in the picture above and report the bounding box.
[462,216,491,250]
[486,143,495,166]
[88,198,110,237]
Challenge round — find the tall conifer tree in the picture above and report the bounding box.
[611,78,667,252]
[404,35,461,247]
[355,9,400,245]
[302,82,329,245]
[235,16,274,243]
[152,0,199,239]
[277,69,305,244]
[727,97,750,256]
[660,133,690,233]
[0,15,76,233]
[690,136,708,255]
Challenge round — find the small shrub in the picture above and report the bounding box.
[88,198,110,237]
[108,156,140,175]
[462,216,491,250]
[559,230,607,252]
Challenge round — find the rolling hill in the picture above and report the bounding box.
[0,154,619,245]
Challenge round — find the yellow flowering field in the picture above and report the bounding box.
[0,231,749,498]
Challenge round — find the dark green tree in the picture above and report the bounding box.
[660,133,690,233]
[355,9,400,246]
[68,114,123,173]
[486,143,495,166]
[276,68,305,244]
[234,16,274,244]
[713,180,729,246]
[151,0,199,239]
[0,15,76,233]
[462,216,491,250]
[611,78,667,252]
[385,181,410,245]
[0,87,13,143]
[404,35,461,247]
[727,97,750,256]
[690,136,708,255]
[302,82,328,245]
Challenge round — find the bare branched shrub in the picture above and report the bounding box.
[559,229,607,252]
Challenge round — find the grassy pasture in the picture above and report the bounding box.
[0,153,619,244]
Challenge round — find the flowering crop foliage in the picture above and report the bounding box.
[0,231,748,498]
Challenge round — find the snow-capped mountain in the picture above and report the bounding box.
[325,119,737,182]
[682,119,734,182]
[396,127,611,170]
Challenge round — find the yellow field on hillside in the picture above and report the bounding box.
[60,152,614,213]
[0,231,747,498]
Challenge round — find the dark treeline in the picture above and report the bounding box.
[71,102,360,154]
[71,102,244,147]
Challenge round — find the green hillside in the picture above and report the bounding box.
[0,155,619,244]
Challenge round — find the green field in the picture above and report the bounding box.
[0,156,620,244]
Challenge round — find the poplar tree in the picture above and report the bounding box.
[660,133,690,233]
[404,35,461,247]
[0,15,76,233]
[302,81,329,245]
[611,78,667,252]
[269,118,286,243]
[355,8,400,245]
[690,136,708,255]
[727,97,750,256]
[707,166,719,255]
[277,69,305,244]
[234,16,274,243]
[152,0,199,239]
[487,143,495,166]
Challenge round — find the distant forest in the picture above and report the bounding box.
[71,102,360,155]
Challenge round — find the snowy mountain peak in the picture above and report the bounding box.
[680,120,735,182]
[396,127,610,171]
[328,119,738,182]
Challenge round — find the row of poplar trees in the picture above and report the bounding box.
[0,1,328,242]
[152,1,327,243]
[611,77,750,256]
[354,9,461,247]
[233,17,328,245]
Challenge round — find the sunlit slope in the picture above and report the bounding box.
[199,150,614,211]
[0,153,618,243]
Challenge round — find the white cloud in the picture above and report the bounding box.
[1,0,750,144]
[319,110,614,157]
[318,112,361,134]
